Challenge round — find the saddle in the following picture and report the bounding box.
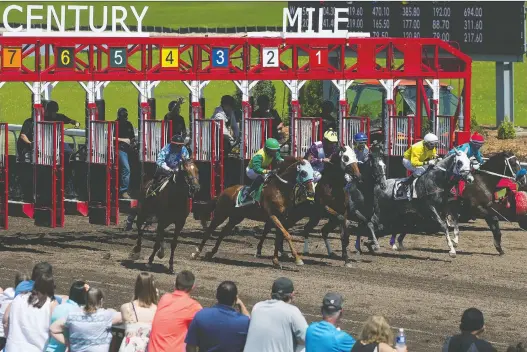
[236,183,264,208]
[146,175,174,198]
[393,177,418,201]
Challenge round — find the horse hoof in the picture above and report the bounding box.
[254,251,262,258]
[129,251,141,261]
[344,261,353,268]
[302,251,309,256]
[497,248,505,256]
[145,262,152,270]
[157,246,165,259]
[295,259,304,266]
[167,267,175,275]
[452,241,458,248]
[449,251,456,258]
[392,244,398,251]
[272,259,282,269]
[328,252,339,260]
[190,252,199,260]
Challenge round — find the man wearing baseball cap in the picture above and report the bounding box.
[244,277,308,352]
[305,292,356,352]
[442,308,496,352]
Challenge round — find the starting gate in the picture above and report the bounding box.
[243,118,273,159]
[292,117,323,158]
[193,119,224,203]
[435,115,455,155]
[340,116,370,147]
[0,123,8,229]
[388,115,415,157]
[88,121,119,226]
[141,119,172,178]
[34,121,64,228]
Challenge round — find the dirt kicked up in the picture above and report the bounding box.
[0,215,526,351]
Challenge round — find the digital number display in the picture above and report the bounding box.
[286,1,525,59]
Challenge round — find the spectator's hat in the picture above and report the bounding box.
[322,292,343,312]
[460,308,484,332]
[272,277,294,295]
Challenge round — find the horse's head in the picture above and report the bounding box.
[451,149,474,184]
[295,160,315,203]
[180,159,200,197]
[368,147,387,190]
[339,145,361,179]
[481,151,525,186]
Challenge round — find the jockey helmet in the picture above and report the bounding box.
[423,133,439,149]
[470,132,485,147]
[264,138,280,151]
[117,107,128,119]
[45,100,59,113]
[170,134,185,145]
[354,132,368,144]
[323,129,338,143]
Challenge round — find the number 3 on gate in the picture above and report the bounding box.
[212,48,229,68]
[161,48,179,68]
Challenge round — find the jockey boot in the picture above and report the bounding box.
[246,175,265,198]
[397,174,415,197]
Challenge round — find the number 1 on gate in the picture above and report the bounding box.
[161,48,179,68]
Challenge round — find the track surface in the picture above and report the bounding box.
[0,214,526,351]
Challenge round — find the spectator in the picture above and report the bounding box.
[442,308,496,352]
[252,95,284,141]
[351,315,406,352]
[244,277,308,352]
[0,272,29,350]
[305,292,356,352]
[114,107,136,199]
[119,272,158,352]
[148,270,202,352]
[321,100,337,133]
[50,287,122,352]
[507,343,526,352]
[186,280,250,352]
[165,99,187,140]
[46,280,87,352]
[17,115,34,162]
[4,273,58,352]
[211,95,240,154]
[15,262,64,303]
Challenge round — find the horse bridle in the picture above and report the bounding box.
[476,155,519,181]
[179,159,199,196]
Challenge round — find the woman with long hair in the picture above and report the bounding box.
[351,316,408,352]
[50,287,122,352]
[119,272,159,352]
[4,273,58,352]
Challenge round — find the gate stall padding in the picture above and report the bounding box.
[34,121,64,228]
[243,118,273,159]
[192,119,224,215]
[292,117,323,158]
[436,115,455,155]
[141,119,172,179]
[340,116,370,147]
[88,121,119,226]
[0,123,8,229]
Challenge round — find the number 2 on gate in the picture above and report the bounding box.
[161,48,179,68]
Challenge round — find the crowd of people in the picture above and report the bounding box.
[0,261,523,352]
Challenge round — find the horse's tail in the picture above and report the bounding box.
[192,197,218,219]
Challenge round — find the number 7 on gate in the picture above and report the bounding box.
[161,47,179,68]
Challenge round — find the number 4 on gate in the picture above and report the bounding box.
[161,48,179,68]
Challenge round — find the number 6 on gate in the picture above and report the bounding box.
[56,47,75,69]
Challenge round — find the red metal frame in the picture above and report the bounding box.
[88,121,119,226]
[0,123,8,229]
[34,121,64,228]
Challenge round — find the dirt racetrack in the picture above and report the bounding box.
[0,213,526,351]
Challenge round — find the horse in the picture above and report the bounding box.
[392,151,524,255]
[190,156,315,268]
[254,146,361,265]
[128,159,201,274]
[372,151,474,258]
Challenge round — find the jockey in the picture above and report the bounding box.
[448,132,484,168]
[401,133,439,186]
[152,134,189,188]
[305,129,339,183]
[245,138,284,196]
[353,132,369,164]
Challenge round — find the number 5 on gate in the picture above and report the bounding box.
[161,48,179,68]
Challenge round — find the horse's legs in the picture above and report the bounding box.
[269,215,303,266]
[129,211,147,260]
[391,233,407,251]
[168,217,186,274]
[148,222,168,266]
[340,220,352,267]
[429,205,456,257]
[256,220,274,257]
[485,215,505,255]
[191,212,227,259]
[208,217,244,259]
[321,218,339,258]
[451,207,461,247]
